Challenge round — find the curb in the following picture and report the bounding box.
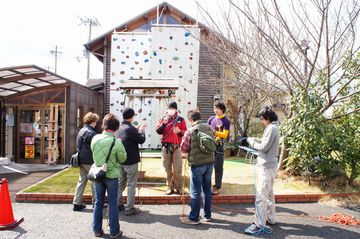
[16,191,360,204]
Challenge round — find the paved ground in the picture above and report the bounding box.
[1,203,359,239]
[4,172,59,201]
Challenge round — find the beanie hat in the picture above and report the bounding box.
[167,101,177,110]
[122,107,135,120]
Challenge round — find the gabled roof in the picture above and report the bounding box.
[84,1,209,62]
[0,65,88,99]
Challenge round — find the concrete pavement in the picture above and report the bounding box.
[1,203,359,239]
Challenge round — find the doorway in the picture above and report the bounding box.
[17,106,64,164]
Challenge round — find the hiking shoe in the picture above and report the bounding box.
[245,223,262,235]
[211,186,219,195]
[175,188,183,195]
[165,189,174,195]
[202,217,212,222]
[110,230,123,239]
[266,220,276,225]
[94,230,104,237]
[118,204,125,211]
[180,217,200,225]
[125,207,142,216]
[73,204,86,211]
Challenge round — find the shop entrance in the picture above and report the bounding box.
[17,105,64,164]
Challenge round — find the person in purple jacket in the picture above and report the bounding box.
[207,101,230,195]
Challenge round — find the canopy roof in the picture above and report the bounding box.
[0,65,74,99]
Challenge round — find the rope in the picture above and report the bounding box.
[180,155,189,217]
[319,213,360,226]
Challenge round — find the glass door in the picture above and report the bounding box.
[18,109,43,163]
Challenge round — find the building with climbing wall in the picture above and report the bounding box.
[85,2,224,148]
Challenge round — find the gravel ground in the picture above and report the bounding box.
[0,202,359,239]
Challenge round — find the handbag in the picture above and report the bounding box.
[87,138,116,182]
[69,138,83,167]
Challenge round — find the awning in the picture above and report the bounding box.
[0,65,70,99]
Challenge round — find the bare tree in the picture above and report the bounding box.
[197,0,360,167]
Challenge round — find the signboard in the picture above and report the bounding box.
[25,145,35,159]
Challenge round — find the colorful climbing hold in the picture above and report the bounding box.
[169,65,172,68]
[185,32,190,37]
[112,58,116,62]
[135,51,139,57]
[126,55,129,58]
[144,59,149,63]
[112,72,116,76]
[173,56,179,61]
[185,42,189,45]
[120,71,125,74]
[143,50,148,55]
[138,109,143,113]
[170,36,173,40]
[153,51,157,56]
[135,61,139,65]
[113,37,118,41]
[121,61,126,64]
[117,45,120,49]
[159,59,163,64]
[110,82,115,85]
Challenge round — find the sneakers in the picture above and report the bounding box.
[203,217,212,222]
[125,207,142,216]
[211,186,220,195]
[165,189,174,195]
[180,217,200,225]
[245,223,262,235]
[266,219,276,225]
[110,230,123,239]
[94,230,104,237]
[118,204,125,211]
[73,204,86,211]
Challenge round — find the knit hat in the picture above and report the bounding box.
[122,107,135,120]
[167,101,177,110]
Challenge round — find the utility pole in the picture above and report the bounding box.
[78,16,100,81]
[50,46,62,74]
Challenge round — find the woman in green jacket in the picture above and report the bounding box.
[91,113,126,238]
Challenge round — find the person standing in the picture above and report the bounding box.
[91,114,127,238]
[156,101,187,195]
[72,112,99,211]
[207,101,230,195]
[244,107,280,235]
[116,107,146,216]
[180,110,215,225]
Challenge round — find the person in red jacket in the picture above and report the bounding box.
[156,101,187,195]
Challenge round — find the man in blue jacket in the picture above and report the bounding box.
[116,107,146,216]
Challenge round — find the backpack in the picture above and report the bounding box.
[194,129,217,154]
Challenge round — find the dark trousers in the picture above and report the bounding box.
[214,144,224,189]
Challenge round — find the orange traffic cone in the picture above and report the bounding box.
[0,178,24,230]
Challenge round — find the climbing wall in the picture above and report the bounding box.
[109,26,200,148]
[151,26,200,117]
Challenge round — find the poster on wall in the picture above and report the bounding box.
[25,145,35,159]
[25,136,35,145]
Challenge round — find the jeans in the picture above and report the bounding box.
[189,163,214,221]
[118,163,138,209]
[93,178,120,236]
[214,144,224,188]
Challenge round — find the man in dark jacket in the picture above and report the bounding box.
[72,112,99,211]
[116,107,146,216]
[180,109,215,225]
